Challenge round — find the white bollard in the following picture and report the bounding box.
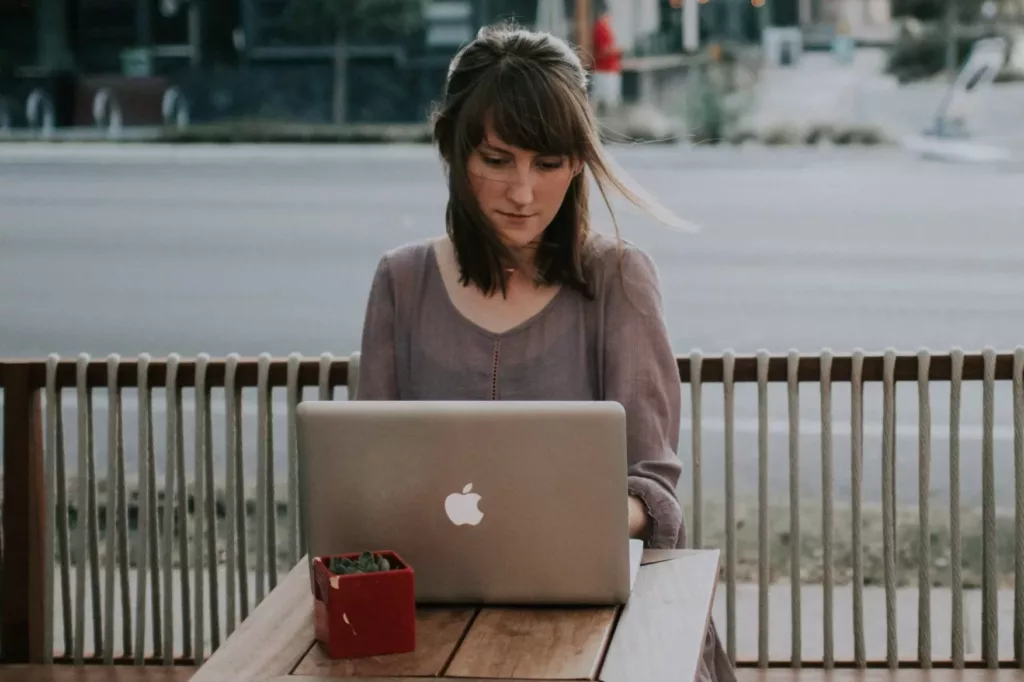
[92,87,124,139]
[0,96,11,134]
[26,88,56,139]
[161,86,191,129]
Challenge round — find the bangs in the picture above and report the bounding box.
[455,56,589,159]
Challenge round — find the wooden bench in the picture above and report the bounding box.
[191,549,720,682]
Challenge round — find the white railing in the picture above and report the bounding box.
[1,347,1022,670]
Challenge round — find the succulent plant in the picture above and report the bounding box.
[327,551,391,575]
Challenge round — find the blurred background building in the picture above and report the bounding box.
[8,0,1007,132]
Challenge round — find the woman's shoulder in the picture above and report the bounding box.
[373,237,439,284]
[583,231,662,290]
[579,231,668,322]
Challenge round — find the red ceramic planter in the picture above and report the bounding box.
[311,551,416,660]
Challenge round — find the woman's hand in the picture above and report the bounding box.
[628,495,651,541]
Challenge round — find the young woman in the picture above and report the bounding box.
[356,22,735,682]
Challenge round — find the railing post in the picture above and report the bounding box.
[1,363,47,662]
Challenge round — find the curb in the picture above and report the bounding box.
[1,121,895,148]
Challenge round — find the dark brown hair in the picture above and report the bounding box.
[431,21,689,299]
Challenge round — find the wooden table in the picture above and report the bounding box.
[190,549,720,682]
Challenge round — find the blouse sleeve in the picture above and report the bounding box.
[602,245,684,549]
[355,254,399,400]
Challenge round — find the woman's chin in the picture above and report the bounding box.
[495,222,546,249]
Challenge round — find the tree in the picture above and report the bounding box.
[281,0,423,124]
[282,0,424,46]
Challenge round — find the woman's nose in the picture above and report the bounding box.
[505,169,535,207]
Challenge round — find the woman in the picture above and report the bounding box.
[356,22,735,682]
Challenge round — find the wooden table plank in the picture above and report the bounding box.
[189,559,315,682]
[279,677,581,682]
[293,608,476,678]
[640,549,683,566]
[194,550,722,682]
[598,550,720,682]
[445,607,618,680]
[274,669,1024,682]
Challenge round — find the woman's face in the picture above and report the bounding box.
[466,128,577,250]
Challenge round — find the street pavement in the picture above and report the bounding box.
[2,142,1024,510]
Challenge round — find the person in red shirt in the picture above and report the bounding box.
[591,9,623,114]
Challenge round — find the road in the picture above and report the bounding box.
[2,143,1024,507]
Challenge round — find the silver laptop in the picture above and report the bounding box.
[297,400,643,605]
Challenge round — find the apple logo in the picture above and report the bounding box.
[444,483,484,526]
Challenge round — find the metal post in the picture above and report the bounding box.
[240,0,258,61]
[0,365,47,663]
[332,36,348,124]
[189,0,203,67]
[799,0,812,27]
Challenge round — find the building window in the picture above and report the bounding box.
[770,0,800,26]
[0,0,35,71]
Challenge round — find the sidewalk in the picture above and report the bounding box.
[741,47,1024,153]
[744,48,897,131]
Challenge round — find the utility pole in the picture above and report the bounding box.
[333,30,348,124]
[575,0,592,66]
[188,0,205,67]
[683,0,700,51]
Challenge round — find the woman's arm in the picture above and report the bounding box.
[628,494,652,540]
[603,244,684,549]
[355,254,400,400]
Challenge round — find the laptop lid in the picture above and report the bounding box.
[297,400,636,605]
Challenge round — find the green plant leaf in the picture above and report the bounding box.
[327,552,397,574]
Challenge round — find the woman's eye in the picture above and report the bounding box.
[538,160,565,170]
[482,156,506,166]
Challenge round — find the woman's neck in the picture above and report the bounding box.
[504,239,543,282]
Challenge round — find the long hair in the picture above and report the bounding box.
[431,21,692,299]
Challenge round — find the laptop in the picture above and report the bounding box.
[296,399,644,605]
